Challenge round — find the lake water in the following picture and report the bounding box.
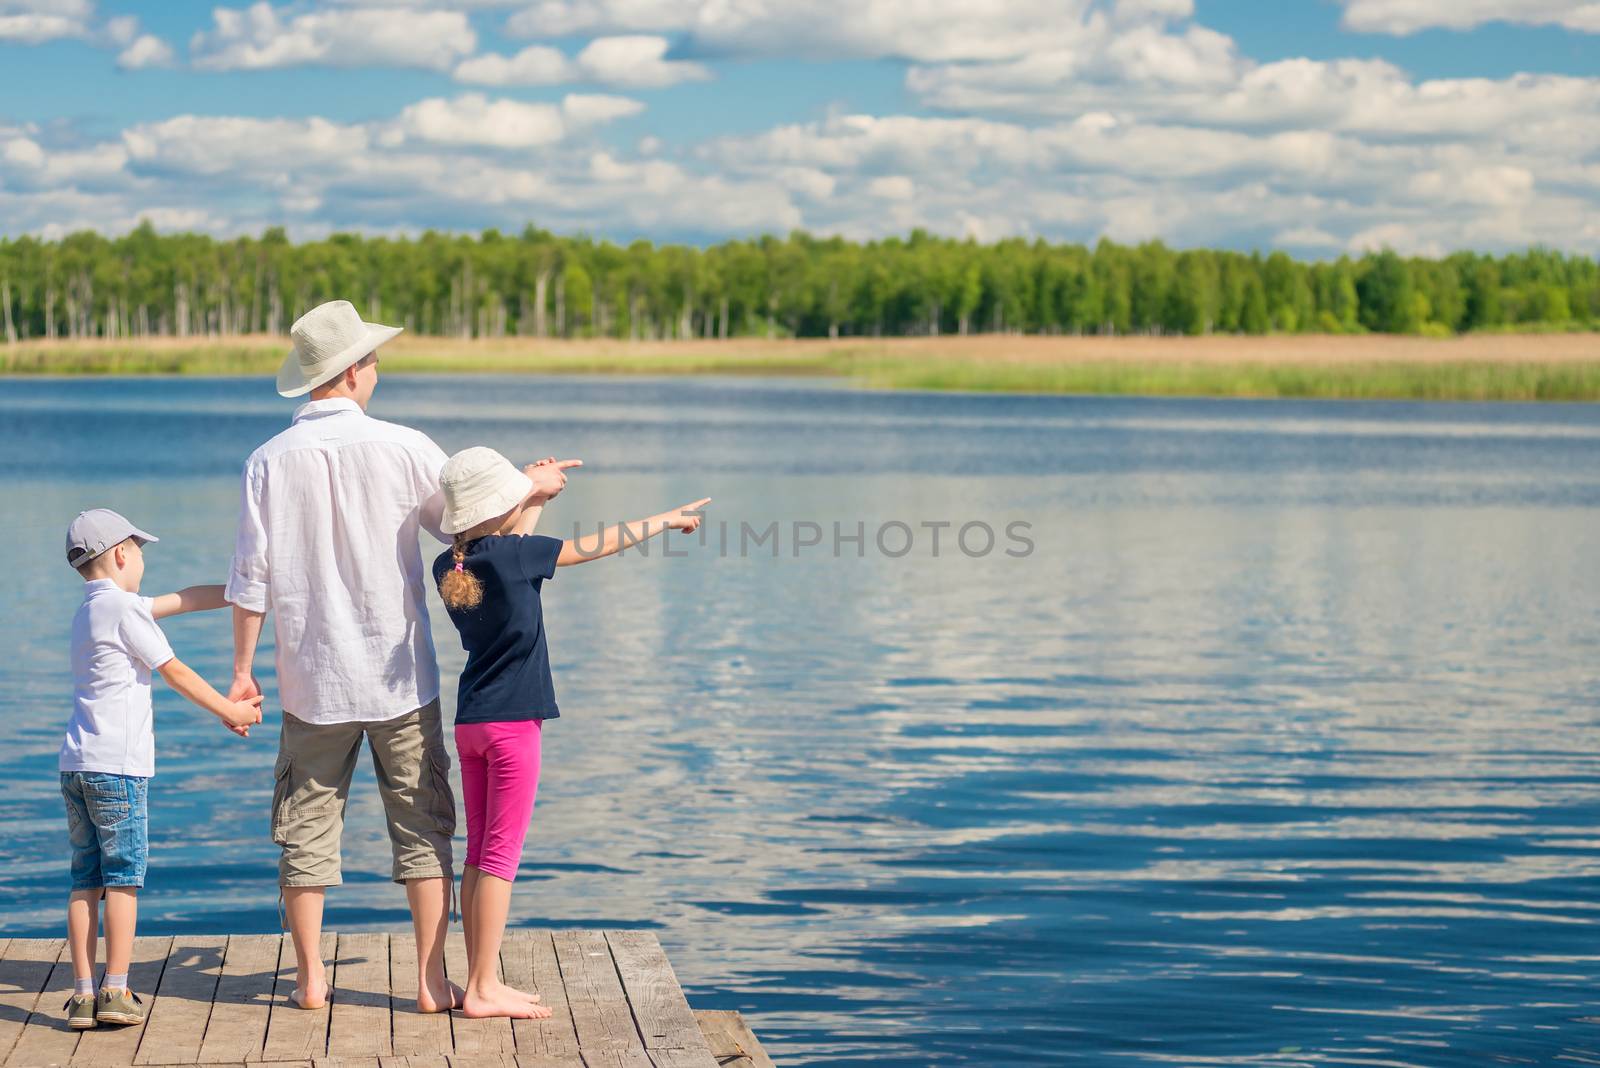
[3,375,1600,1066]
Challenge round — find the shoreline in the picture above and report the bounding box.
[2,333,1598,401]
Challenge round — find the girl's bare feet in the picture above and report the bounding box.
[461,981,551,1020]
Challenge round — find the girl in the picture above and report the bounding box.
[431,446,708,1020]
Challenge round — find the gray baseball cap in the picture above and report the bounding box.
[65,508,158,570]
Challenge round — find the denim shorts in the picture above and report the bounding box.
[60,771,149,891]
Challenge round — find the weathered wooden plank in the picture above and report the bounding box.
[133,934,226,1066]
[327,934,390,1059]
[73,936,172,1067]
[379,1057,453,1068]
[388,934,451,1058]
[443,932,512,1057]
[574,1051,652,1068]
[192,935,282,1064]
[510,1057,586,1068]
[7,939,79,1068]
[690,1012,774,1068]
[500,932,577,1060]
[549,932,644,1059]
[446,1056,517,1068]
[314,1058,381,1068]
[649,1051,735,1068]
[258,931,337,1063]
[0,938,66,1067]
[602,933,708,1060]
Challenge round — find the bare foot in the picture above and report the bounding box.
[460,985,551,1020]
[417,975,464,1014]
[506,984,543,1004]
[288,969,328,1010]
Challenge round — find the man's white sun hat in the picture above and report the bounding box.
[440,447,535,536]
[277,299,404,398]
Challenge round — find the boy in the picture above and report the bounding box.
[60,509,263,1030]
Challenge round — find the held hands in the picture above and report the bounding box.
[524,457,583,502]
[226,673,264,737]
[222,695,265,737]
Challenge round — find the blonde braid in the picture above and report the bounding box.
[438,532,484,610]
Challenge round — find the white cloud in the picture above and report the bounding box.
[117,34,175,70]
[505,0,690,37]
[190,2,477,71]
[1274,226,1342,249]
[101,13,137,45]
[0,3,171,65]
[0,14,86,44]
[123,115,368,176]
[505,0,1190,64]
[571,35,710,87]
[1338,0,1600,34]
[909,46,1600,145]
[1408,164,1536,207]
[454,43,570,85]
[0,0,91,14]
[4,0,1599,256]
[454,34,709,88]
[392,92,640,148]
[866,175,915,200]
[1114,0,1193,19]
[0,128,128,190]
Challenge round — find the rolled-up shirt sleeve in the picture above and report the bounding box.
[225,458,270,612]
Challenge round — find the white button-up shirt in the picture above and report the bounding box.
[226,397,450,725]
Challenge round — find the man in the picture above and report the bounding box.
[226,300,569,1011]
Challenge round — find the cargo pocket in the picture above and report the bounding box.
[425,744,457,839]
[270,751,294,846]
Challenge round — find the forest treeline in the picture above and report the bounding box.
[1,223,1596,343]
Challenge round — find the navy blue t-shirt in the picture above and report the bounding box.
[432,533,563,724]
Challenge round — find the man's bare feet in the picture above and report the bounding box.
[416,974,464,1014]
[288,968,328,1010]
[460,983,552,1020]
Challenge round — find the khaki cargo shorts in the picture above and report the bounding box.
[271,698,456,887]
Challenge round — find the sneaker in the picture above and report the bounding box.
[65,993,97,1030]
[95,987,144,1026]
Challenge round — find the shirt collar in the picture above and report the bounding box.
[83,578,118,597]
[292,397,364,423]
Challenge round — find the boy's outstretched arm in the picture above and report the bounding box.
[558,498,710,566]
[150,584,228,620]
[157,656,264,737]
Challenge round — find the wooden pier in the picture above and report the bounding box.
[0,932,775,1068]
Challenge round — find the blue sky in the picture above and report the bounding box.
[1,1,1597,254]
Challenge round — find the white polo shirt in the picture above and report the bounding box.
[61,579,175,777]
[225,397,450,725]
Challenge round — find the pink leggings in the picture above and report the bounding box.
[454,720,542,883]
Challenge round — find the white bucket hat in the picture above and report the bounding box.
[440,447,535,536]
[277,299,403,398]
